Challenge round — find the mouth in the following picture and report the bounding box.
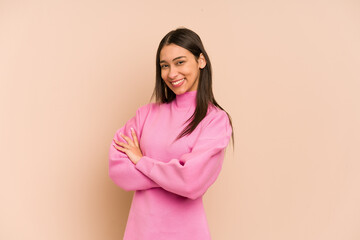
[171,78,185,87]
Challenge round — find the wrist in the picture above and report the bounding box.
[134,155,143,165]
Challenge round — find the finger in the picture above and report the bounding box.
[113,139,128,148]
[121,133,135,147]
[113,138,121,145]
[112,144,127,153]
[131,128,139,147]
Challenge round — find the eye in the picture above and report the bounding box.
[160,64,169,69]
[176,61,184,65]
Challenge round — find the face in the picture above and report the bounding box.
[159,43,206,95]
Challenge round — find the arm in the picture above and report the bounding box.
[134,110,232,200]
[109,105,159,191]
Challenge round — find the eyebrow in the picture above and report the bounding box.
[160,56,187,64]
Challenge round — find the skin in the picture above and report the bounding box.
[160,43,206,95]
[113,127,143,164]
[113,44,207,164]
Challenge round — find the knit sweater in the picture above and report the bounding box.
[109,90,232,240]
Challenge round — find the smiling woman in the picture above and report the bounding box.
[109,27,234,240]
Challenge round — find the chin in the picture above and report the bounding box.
[172,88,187,95]
[167,85,186,95]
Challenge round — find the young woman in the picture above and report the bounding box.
[109,27,234,240]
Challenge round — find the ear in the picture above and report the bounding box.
[198,53,207,69]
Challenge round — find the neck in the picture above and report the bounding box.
[174,90,197,108]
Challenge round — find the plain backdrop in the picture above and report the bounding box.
[1,0,359,239]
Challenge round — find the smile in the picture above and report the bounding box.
[171,78,185,87]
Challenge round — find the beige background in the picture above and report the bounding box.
[1,0,359,239]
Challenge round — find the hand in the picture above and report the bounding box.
[113,128,143,164]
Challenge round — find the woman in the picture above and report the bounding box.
[109,27,234,240]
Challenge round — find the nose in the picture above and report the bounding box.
[168,66,178,80]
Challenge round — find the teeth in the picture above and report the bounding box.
[172,78,184,85]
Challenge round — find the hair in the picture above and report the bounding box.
[151,27,234,146]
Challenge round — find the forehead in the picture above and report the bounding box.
[160,44,193,61]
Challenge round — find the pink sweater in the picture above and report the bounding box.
[109,90,232,240]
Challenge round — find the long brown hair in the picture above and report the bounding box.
[151,27,234,145]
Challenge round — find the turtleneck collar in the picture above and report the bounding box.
[174,90,197,109]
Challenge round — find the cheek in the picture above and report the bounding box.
[161,70,167,80]
[185,66,197,79]
[185,63,198,76]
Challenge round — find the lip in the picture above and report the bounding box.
[170,78,185,87]
[170,78,185,83]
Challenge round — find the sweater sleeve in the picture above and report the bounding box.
[134,109,232,200]
[109,104,159,191]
